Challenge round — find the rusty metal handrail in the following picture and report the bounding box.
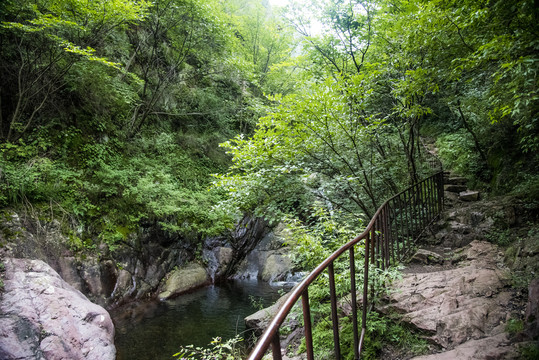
[248,171,444,360]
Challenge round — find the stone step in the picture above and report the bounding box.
[444,176,467,185]
[444,184,468,193]
[459,190,480,201]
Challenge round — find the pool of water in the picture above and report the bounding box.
[111,280,284,360]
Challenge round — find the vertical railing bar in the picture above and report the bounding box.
[419,181,425,233]
[430,176,436,221]
[398,194,405,260]
[393,197,399,260]
[426,179,430,224]
[360,234,370,358]
[388,200,394,265]
[384,206,390,269]
[328,262,341,360]
[417,181,427,232]
[418,180,424,231]
[349,247,359,360]
[381,213,387,270]
[302,290,314,360]
[370,228,375,303]
[374,219,380,269]
[378,212,384,270]
[410,184,419,238]
[427,177,432,222]
[271,332,283,360]
[403,190,410,255]
[426,177,432,222]
[389,201,395,265]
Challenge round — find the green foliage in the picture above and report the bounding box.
[282,209,421,359]
[520,342,539,360]
[215,74,417,223]
[1,0,298,249]
[436,131,483,179]
[0,128,235,247]
[248,295,265,311]
[173,336,243,360]
[485,229,513,247]
[506,318,524,336]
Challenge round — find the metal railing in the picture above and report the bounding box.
[248,171,444,360]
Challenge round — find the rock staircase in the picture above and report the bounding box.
[381,172,538,359]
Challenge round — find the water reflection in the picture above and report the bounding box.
[111,280,283,360]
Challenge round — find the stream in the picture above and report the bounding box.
[111,280,284,360]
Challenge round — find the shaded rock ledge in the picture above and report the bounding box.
[0,258,115,360]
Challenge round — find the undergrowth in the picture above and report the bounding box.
[283,207,428,359]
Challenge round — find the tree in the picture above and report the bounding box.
[0,0,150,142]
[216,75,416,222]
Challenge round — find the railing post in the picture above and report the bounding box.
[397,194,404,260]
[328,262,341,359]
[383,207,390,269]
[302,290,314,360]
[403,190,410,255]
[359,234,370,358]
[271,333,283,360]
[428,176,435,222]
[349,247,360,360]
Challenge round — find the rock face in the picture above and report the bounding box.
[157,262,209,300]
[411,333,519,360]
[234,223,297,284]
[385,241,512,349]
[0,212,194,307]
[0,258,115,360]
[525,278,539,339]
[383,241,522,359]
[1,212,276,307]
[431,195,529,248]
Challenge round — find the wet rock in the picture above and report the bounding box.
[203,246,233,281]
[0,258,115,359]
[157,263,209,300]
[459,190,480,202]
[234,223,295,282]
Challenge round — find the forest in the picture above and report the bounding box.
[1,0,536,244]
[0,0,537,357]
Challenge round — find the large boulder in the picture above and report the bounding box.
[0,258,115,360]
[157,262,209,300]
[261,254,293,282]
